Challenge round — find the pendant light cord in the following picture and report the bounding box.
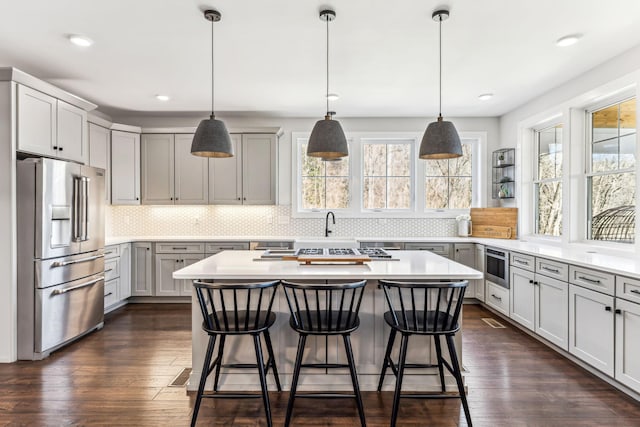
[326,15,329,115]
[438,14,442,119]
[211,18,215,118]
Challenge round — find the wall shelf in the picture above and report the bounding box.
[492,148,515,199]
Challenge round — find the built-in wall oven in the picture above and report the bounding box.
[485,247,509,289]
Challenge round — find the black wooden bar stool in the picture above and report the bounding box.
[377,280,471,427]
[191,280,281,427]
[281,280,368,427]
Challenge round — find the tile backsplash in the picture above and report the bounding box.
[106,205,457,238]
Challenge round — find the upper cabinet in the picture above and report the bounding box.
[111,130,141,205]
[16,84,87,163]
[141,133,208,205]
[209,133,276,205]
[88,122,111,203]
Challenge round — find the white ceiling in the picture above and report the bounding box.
[1,0,640,118]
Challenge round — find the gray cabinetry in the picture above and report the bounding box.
[141,134,174,204]
[155,243,205,297]
[88,122,111,203]
[141,133,209,205]
[17,84,87,163]
[404,242,452,259]
[209,133,276,205]
[131,242,153,296]
[615,295,640,393]
[104,243,131,313]
[510,254,569,350]
[453,243,476,298]
[111,130,141,205]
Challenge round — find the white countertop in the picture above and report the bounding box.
[107,235,640,279]
[172,250,484,281]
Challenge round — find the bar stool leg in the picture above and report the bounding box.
[377,328,397,391]
[390,334,409,427]
[446,334,472,427]
[263,330,282,392]
[343,334,366,427]
[253,334,272,427]
[285,334,307,427]
[192,334,216,427]
[433,335,446,393]
[212,335,225,392]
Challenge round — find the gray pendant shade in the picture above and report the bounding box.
[419,117,462,159]
[307,116,348,159]
[190,115,234,158]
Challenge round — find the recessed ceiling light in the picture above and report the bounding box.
[68,34,93,47]
[155,95,170,102]
[326,93,340,101]
[556,34,582,47]
[478,93,493,101]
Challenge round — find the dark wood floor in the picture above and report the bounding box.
[2,304,640,426]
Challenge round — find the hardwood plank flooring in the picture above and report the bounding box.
[1,303,639,426]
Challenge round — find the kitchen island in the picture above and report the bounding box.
[173,250,483,392]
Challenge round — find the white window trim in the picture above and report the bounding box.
[291,130,486,218]
[517,74,639,250]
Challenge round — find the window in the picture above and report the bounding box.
[362,140,412,210]
[293,132,484,216]
[425,142,473,209]
[299,141,350,210]
[534,124,563,236]
[587,98,636,243]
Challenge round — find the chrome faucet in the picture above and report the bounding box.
[325,211,335,237]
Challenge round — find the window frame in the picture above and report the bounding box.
[291,131,486,218]
[585,96,637,243]
[533,123,564,237]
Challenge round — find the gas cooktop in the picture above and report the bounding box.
[294,248,392,259]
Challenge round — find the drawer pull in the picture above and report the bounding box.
[172,247,188,250]
[216,247,236,250]
[630,289,640,295]
[541,266,560,273]
[419,248,436,251]
[491,294,502,301]
[105,268,113,272]
[105,292,113,297]
[514,259,528,265]
[578,275,601,284]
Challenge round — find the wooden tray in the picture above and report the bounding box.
[471,225,512,239]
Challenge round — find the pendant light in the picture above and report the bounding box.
[307,9,348,160]
[191,9,234,158]
[419,9,462,160]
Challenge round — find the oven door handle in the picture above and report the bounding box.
[51,276,104,296]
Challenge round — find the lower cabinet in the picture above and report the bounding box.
[510,267,569,350]
[119,243,132,300]
[615,298,640,392]
[103,243,132,313]
[132,242,153,296]
[485,280,509,316]
[569,284,615,376]
[474,245,485,301]
[453,243,476,299]
[155,253,204,296]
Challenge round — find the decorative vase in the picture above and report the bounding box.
[457,219,472,237]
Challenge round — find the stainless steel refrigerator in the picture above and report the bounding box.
[17,158,106,360]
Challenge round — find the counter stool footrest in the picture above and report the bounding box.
[301,363,350,369]
[294,392,357,399]
[399,392,463,399]
[200,393,265,399]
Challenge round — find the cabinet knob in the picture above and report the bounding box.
[136,197,139,201]
[615,309,622,315]
[237,197,241,201]
[53,146,58,150]
[243,197,246,201]
[58,147,63,151]
[529,279,533,284]
[605,306,612,312]
[170,198,173,201]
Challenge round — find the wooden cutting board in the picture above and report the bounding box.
[470,208,518,239]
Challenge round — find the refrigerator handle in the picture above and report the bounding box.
[82,177,90,241]
[73,176,82,242]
